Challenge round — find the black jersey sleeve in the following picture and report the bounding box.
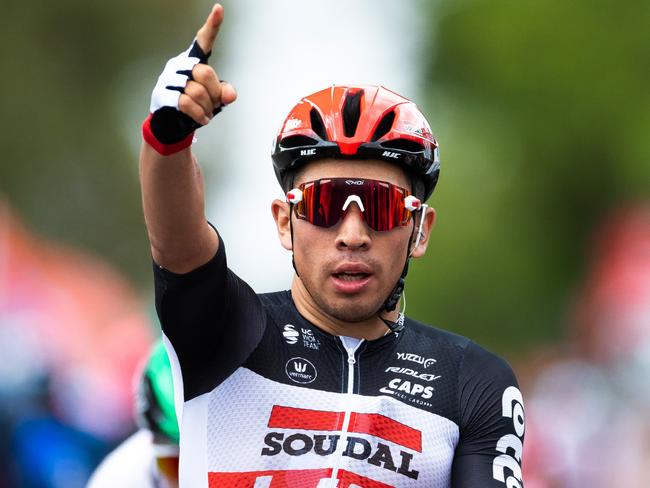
[153,229,266,402]
[451,341,525,488]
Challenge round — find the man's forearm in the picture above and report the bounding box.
[140,143,218,274]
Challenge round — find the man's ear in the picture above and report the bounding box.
[271,199,293,251]
[410,206,436,258]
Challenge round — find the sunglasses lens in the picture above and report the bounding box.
[298,180,343,228]
[156,456,179,483]
[363,181,410,231]
[294,178,412,231]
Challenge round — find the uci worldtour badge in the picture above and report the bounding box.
[285,357,317,384]
[283,324,299,345]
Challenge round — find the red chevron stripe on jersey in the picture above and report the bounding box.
[268,405,423,452]
[209,468,394,488]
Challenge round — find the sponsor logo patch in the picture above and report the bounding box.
[379,378,434,408]
[283,324,299,345]
[258,405,421,481]
[493,386,525,487]
[384,366,441,382]
[300,327,320,350]
[285,357,317,384]
[396,352,436,368]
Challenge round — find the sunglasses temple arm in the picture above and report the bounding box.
[409,204,428,256]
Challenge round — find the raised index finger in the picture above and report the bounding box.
[196,3,224,54]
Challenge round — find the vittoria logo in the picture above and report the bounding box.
[285,357,317,384]
[283,324,299,345]
[396,352,436,369]
[493,386,525,488]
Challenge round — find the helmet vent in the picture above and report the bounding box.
[280,135,318,148]
[381,138,424,153]
[371,111,396,141]
[342,89,364,137]
[309,108,329,141]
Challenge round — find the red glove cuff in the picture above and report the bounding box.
[142,113,195,156]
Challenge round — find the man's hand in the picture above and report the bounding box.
[145,3,237,153]
[181,4,237,126]
[140,3,233,272]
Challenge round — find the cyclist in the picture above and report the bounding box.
[87,341,179,488]
[139,4,525,487]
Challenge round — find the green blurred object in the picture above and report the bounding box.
[136,340,179,444]
[409,0,650,355]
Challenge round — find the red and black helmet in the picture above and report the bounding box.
[271,85,440,201]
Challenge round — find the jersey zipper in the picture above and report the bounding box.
[329,339,364,486]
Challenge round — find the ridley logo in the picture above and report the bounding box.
[345,179,364,185]
[396,352,436,369]
[285,358,317,384]
[384,366,441,382]
[283,324,299,345]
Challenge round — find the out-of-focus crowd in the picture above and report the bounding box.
[522,204,650,487]
[0,199,153,487]
[1,197,648,487]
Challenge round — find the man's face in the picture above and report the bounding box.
[279,158,420,323]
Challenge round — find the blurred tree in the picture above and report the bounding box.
[0,0,220,287]
[410,0,650,354]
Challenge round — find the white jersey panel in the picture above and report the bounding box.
[202,367,459,487]
[87,430,155,488]
[179,393,209,488]
[163,333,185,429]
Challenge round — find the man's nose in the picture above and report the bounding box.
[335,203,371,251]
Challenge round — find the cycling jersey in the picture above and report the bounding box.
[154,234,525,487]
[87,430,161,488]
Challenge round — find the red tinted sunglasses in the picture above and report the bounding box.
[286,178,421,232]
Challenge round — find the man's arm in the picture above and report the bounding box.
[452,342,525,487]
[139,3,236,273]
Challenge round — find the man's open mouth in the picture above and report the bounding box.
[333,272,371,282]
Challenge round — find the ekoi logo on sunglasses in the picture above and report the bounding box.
[345,179,365,185]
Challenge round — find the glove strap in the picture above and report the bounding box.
[142,113,195,156]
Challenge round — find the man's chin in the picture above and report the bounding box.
[323,298,384,324]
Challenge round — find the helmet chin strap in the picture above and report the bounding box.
[289,202,300,277]
[380,204,428,333]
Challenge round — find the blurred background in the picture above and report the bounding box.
[1,0,648,486]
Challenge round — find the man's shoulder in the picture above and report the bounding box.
[402,317,515,378]
[257,290,293,309]
[403,316,472,351]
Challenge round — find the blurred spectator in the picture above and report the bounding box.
[0,199,153,487]
[523,204,650,487]
[87,340,179,488]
